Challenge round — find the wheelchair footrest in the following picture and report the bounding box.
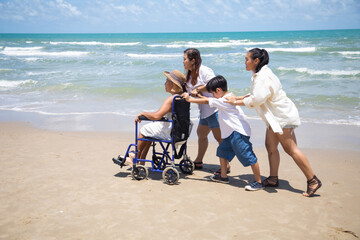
[112,155,125,168]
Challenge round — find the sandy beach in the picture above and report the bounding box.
[0,121,360,239]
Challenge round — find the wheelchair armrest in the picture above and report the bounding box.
[138,115,169,122]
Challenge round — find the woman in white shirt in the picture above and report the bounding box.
[225,48,321,197]
[183,48,225,171]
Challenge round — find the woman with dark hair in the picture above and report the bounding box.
[225,48,322,197]
[183,48,228,172]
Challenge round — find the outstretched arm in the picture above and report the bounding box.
[182,92,209,104]
[135,95,173,122]
[224,94,250,106]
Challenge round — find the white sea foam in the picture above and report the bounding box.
[127,53,213,58]
[1,47,88,57]
[149,40,279,48]
[0,68,15,72]
[246,47,317,53]
[26,41,33,43]
[0,107,132,117]
[127,53,182,58]
[300,118,360,126]
[247,115,360,126]
[337,51,360,55]
[27,71,60,76]
[345,56,360,60]
[293,41,309,44]
[47,41,141,46]
[1,106,358,126]
[0,80,37,90]
[278,67,360,76]
[228,52,245,57]
[3,47,44,51]
[23,57,40,61]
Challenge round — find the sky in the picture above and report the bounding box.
[0,0,359,33]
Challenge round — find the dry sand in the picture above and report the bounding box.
[0,122,360,239]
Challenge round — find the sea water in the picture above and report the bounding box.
[0,30,359,132]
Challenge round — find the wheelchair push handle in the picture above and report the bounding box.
[138,115,168,121]
[137,95,185,122]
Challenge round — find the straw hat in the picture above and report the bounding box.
[163,70,186,92]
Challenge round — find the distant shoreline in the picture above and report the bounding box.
[1,113,359,152]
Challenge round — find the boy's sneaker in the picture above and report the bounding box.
[210,174,229,184]
[245,181,264,191]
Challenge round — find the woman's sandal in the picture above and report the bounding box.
[303,175,322,197]
[194,161,203,170]
[262,176,279,187]
[213,168,231,175]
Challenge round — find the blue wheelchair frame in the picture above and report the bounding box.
[113,95,194,184]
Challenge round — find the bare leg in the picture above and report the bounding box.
[219,158,229,178]
[136,134,152,165]
[277,128,315,180]
[265,128,281,177]
[250,162,262,183]
[194,124,211,163]
[211,127,222,144]
[275,128,321,196]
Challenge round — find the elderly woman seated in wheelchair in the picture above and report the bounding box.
[113,70,194,184]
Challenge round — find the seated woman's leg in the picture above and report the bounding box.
[127,134,152,166]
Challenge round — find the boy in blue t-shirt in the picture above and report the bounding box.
[182,75,263,191]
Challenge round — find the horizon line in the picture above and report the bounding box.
[1,28,359,35]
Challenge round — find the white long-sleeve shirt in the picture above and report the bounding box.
[243,65,300,134]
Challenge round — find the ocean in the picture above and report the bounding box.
[0,30,359,132]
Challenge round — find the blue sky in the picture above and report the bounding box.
[0,0,359,33]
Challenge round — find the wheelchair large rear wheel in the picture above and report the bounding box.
[162,167,179,185]
[131,165,148,181]
[179,155,194,174]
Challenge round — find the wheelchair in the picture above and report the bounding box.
[112,95,194,185]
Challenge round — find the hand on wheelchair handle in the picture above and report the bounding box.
[135,114,143,123]
[181,92,190,101]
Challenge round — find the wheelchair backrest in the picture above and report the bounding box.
[171,96,191,143]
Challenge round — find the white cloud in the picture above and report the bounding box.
[238,13,248,20]
[127,4,144,16]
[114,4,144,16]
[180,0,191,5]
[304,14,313,20]
[114,6,127,13]
[273,0,290,8]
[56,0,81,16]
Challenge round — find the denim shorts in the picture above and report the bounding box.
[216,131,258,167]
[199,112,220,129]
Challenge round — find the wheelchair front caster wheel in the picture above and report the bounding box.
[179,155,194,174]
[131,165,148,181]
[162,167,179,185]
